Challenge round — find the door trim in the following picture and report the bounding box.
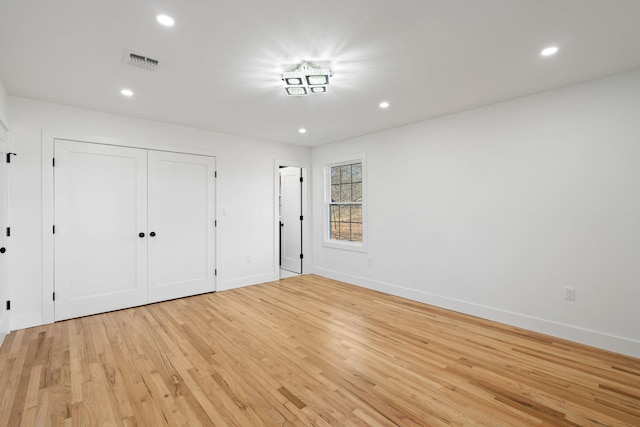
[273,159,310,279]
[42,130,219,325]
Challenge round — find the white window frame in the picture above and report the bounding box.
[323,154,367,252]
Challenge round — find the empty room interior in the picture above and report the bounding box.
[1,1,640,426]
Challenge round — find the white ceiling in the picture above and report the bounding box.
[1,1,639,147]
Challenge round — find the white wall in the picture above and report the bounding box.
[8,96,310,329]
[312,69,640,358]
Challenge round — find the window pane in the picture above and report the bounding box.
[351,205,362,223]
[331,184,340,203]
[352,183,362,202]
[339,205,351,222]
[331,166,341,185]
[340,165,352,184]
[330,205,340,222]
[351,222,363,242]
[339,223,351,241]
[330,222,340,240]
[352,163,362,183]
[340,183,352,202]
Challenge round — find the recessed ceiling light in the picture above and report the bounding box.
[156,15,175,26]
[299,128,307,134]
[541,46,559,57]
[379,101,390,109]
[120,89,134,97]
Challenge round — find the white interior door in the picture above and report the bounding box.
[280,167,302,273]
[54,140,148,321]
[0,126,8,339]
[147,151,216,303]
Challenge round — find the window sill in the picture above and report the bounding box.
[322,239,368,253]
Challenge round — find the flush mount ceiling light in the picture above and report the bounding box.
[120,88,134,97]
[282,61,332,96]
[379,101,390,109]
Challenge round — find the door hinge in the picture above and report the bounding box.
[6,153,16,163]
[299,215,303,221]
[214,171,217,178]
[299,176,303,183]
[53,292,55,301]
[52,158,55,167]
[214,220,217,227]
[5,300,10,310]
[299,253,304,259]
[53,225,55,234]
[214,269,217,276]
[6,227,10,237]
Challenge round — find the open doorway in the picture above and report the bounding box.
[279,166,302,277]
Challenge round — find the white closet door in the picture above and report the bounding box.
[147,151,216,303]
[54,140,148,321]
[280,167,302,273]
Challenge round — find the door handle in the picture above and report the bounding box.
[0,247,5,254]
[138,232,145,238]
[150,232,156,237]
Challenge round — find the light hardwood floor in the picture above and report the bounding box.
[1,275,639,426]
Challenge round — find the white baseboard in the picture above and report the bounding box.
[10,312,43,331]
[313,267,640,359]
[219,272,277,292]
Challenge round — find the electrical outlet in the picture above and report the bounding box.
[565,287,576,301]
[367,257,373,265]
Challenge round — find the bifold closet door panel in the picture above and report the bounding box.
[54,140,148,321]
[147,150,216,303]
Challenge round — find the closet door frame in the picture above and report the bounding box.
[42,131,218,325]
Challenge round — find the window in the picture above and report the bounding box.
[325,156,366,250]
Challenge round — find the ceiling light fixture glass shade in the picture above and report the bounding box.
[285,77,303,85]
[306,74,329,86]
[282,61,332,96]
[285,86,308,96]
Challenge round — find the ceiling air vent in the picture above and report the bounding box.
[124,50,159,71]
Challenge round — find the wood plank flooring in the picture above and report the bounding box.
[1,275,639,426]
